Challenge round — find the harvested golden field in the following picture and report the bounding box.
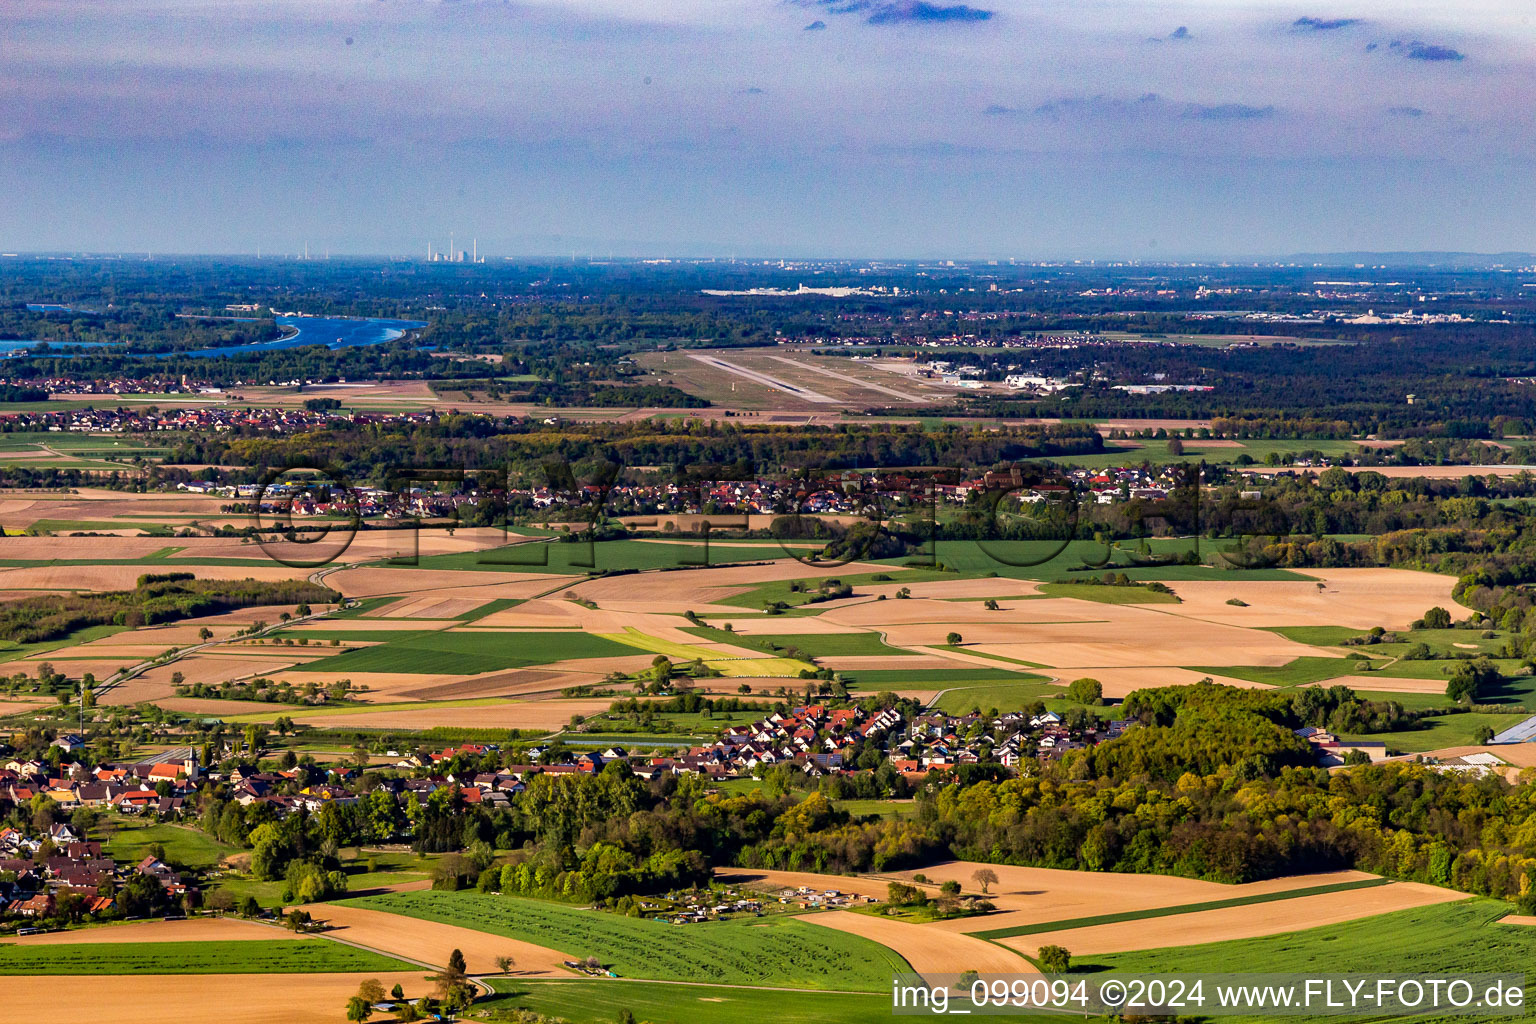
[0,973,430,1024]
[0,564,306,590]
[818,655,956,671]
[10,917,283,944]
[878,578,1046,600]
[999,881,1467,957]
[316,664,625,702]
[807,910,1031,976]
[295,903,569,976]
[377,595,485,618]
[0,490,233,528]
[99,655,302,704]
[1038,666,1274,698]
[563,559,892,610]
[157,697,299,716]
[0,536,189,559]
[715,616,884,636]
[882,861,1376,924]
[471,600,587,628]
[325,567,570,599]
[1164,568,1462,629]
[991,625,1301,666]
[819,597,1104,628]
[1300,675,1450,694]
[299,618,451,633]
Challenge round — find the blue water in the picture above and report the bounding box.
[26,303,94,313]
[173,316,427,358]
[0,316,425,360]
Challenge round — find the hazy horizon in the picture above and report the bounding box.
[6,0,1534,257]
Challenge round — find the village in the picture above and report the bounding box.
[0,697,1137,931]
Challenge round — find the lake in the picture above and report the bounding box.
[0,315,427,359]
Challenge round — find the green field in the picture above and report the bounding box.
[330,596,403,618]
[683,626,915,658]
[340,891,910,990]
[102,821,239,869]
[486,979,893,1024]
[835,798,919,818]
[1344,712,1531,752]
[1192,656,1365,687]
[1095,899,1534,1014]
[0,939,410,975]
[455,598,525,622]
[29,519,173,536]
[1272,626,1510,660]
[1036,582,1181,605]
[1030,438,1362,470]
[1262,625,1370,647]
[294,629,635,675]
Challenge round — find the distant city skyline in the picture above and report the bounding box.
[4,0,1533,257]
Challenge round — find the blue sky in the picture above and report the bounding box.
[2,0,1531,257]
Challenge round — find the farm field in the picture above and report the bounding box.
[1345,712,1534,752]
[486,979,895,1024]
[1030,437,1362,469]
[0,939,410,974]
[340,890,912,990]
[0,539,1481,727]
[967,877,1394,938]
[1034,582,1181,604]
[930,679,1111,716]
[1095,899,1536,1000]
[879,861,1383,931]
[293,901,571,975]
[991,881,1465,957]
[7,918,282,945]
[291,628,636,674]
[0,973,432,1024]
[806,910,1030,976]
